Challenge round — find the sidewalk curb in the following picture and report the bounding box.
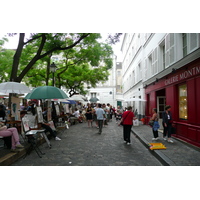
[131,130,176,166]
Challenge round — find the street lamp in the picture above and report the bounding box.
[50,62,57,86]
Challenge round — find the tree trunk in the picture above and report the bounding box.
[10,33,25,82]
[46,55,51,86]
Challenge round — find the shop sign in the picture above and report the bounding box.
[165,65,200,85]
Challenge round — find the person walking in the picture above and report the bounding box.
[102,104,108,126]
[93,106,99,128]
[95,104,105,134]
[106,103,111,122]
[119,106,135,145]
[116,105,123,124]
[0,122,24,152]
[109,105,114,122]
[150,108,160,140]
[86,104,93,127]
[162,105,173,143]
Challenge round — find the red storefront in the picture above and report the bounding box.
[145,57,200,147]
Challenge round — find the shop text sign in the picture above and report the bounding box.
[165,66,200,85]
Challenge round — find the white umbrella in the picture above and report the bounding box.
[0,82,31,94]
[51,99,70,103]
[68,94,85,101]
[124,98,146,102]
[0,92,8,97]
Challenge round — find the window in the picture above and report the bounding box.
[148,54,152,77]
[182,33,187,57]
[189,33,198,52]
[138,63,142,81]
[144,58,147,80]
[152,48,158,75]
[179,84,187,120]
[162,45,165,69]
[116,85,121,93]
[132,70,135,85]
[91,93,96,98]
[158,39,165,71]
[165,33,175,67]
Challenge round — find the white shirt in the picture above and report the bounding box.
[73,110,80,118]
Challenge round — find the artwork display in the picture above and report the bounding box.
[36,106,43,123]
[11,96,20,120]
[55,104,60,116]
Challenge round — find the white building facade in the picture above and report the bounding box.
[121,33,200,148]
[85,55,118,107]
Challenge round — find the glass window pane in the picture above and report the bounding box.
[179,84,187,120]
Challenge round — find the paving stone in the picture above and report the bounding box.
[11,120,162,166]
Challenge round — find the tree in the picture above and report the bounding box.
[11,33,116,96]
[0,37,15,82]
[54,34,114,96]
[1,33,122,86]
[9,33,90,82]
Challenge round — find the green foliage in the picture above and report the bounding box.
[23,33,114,94]
[52,33,113,94]
[0,40,15,82]
[0,33,121,94]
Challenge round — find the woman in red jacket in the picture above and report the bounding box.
[120,106,135,145]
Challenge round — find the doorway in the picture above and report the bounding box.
[157,96,166,129]
[156,89,166,129]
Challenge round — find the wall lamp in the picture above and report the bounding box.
[172,68,176,73]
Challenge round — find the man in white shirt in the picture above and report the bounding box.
[95,104,105,134]
[72,108,82,123]
[73,108,80,118]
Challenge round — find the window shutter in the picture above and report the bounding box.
[152,47,158,74]
[170,33,175,64]
[144,59,147,80]
[165,34,170,67]
[165,33,175,67]
[189,33,198,52]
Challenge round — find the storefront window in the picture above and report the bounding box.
[179,84,187,120]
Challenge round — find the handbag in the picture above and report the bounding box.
[120,111,131,126]
[148,120,154,127]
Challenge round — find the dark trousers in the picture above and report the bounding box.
[123,125,132,143]
[152,129,158,138]
[98,120,103,134]
[162,122,172,138]
[41,123,56,138]
[116,114,122,121]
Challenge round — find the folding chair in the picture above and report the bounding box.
[35,108,52,149]
[22,115,45,158]
[27,114,52,149]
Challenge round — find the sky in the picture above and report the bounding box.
[0,33,19,49]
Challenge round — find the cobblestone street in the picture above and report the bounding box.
[12,120,162,166]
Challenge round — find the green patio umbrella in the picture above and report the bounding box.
[25,86,68,99]
[89,97,99,103]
